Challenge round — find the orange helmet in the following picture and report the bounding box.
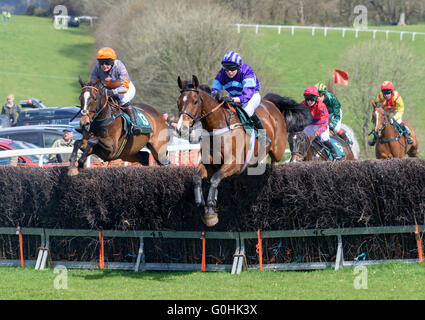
[96,47,117,60]
[381,81,394,91]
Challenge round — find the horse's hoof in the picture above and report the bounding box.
[202,207,219,227]
[67,167,79,177]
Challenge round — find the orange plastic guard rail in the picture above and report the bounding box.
[415,224,423,264]
[17,226,24,268]
[99,228,104,270]
[256,229,263,271]
[201,231,206,272]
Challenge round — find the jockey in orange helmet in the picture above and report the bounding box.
[368,81,413,146]
[88,47,142,135]
[302,85,342,161]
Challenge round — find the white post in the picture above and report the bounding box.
[342,28,346,38]
[400,32,403,41]
[355,29,359,38]
[291,26,295,36]
[278,26,281,34]
[237,24,240,33]
[373,30,376,39]
[386,30,389,40]
[312,27,315,36]
[412,32,416,41]
[324,27,327,37]
[255,25,258,34]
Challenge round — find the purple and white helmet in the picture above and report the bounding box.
[221,51,242,67]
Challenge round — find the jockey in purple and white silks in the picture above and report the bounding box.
[210,51,270,144]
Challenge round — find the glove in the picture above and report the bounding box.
[106,89,115,97]
[211,91,220,101]
[221,96,233,103]
[389,118,394,124]
[309,133,318,144]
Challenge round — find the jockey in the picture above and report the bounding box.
[88,47,142,135]
[210,51,270,145]
[302,85,341,161]
[316,82,352,145]
[368,81,413,146]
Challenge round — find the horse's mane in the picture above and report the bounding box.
[181,81,214,99]
[263,93,313,133]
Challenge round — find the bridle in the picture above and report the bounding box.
[81,85,122,125]
[178,88,225,124]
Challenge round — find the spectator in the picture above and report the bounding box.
[49,128,77,163]
[1,11,6,22]
[1,94,21,126]
[7,12,11,21]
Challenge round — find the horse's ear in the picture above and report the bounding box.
[192,75,199,89]
[177,76,184,90]
[371,100,377,108]
[78,75,85,87]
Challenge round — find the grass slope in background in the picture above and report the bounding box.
[242,25,425,157]
[1,15,95,107]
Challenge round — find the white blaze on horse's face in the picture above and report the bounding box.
[374,110,380,134]
[82,91,90,115]
[176,114,184,132]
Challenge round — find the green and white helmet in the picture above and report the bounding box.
[316,82,327,95]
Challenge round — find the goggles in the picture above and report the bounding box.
[382,90,393,95]
[304,95,318,101]
[98,59,114,66]
[318,91,326,97]
[222,63,240,71]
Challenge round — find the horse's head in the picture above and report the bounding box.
[78,76,100,132]
[288,130,310,162]
[371,101,389,138]
[176,75,204,136]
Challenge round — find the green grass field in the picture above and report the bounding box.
[1,15,95,107]
[1,262,425,299]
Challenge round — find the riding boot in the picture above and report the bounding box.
[339,130,352,146]
[124,103,142,135]
[399,122,414,144]
[323,140,341,161]
[368,131,377,146]
[250,113,271,146]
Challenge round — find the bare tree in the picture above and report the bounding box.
[335,41,421,158]
[94,0,257,114]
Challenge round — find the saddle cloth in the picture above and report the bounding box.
[234,105,257,138]
[121,107,153,134]
[324,137,345,160]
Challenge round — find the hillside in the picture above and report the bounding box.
[1,15,94,107]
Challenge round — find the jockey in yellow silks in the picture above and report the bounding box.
[368,81,413,146]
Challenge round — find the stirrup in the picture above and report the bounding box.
[131,125,142,135]
[406,136,414,144]
[368,140,376,146]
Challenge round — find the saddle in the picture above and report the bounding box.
[230,103,258,138]
[314,136,345,161]
[121,107,153,134]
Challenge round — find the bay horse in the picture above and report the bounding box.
[67,77,169,176]
[177,75,312,227]
[371,101,418,159]
[288,130,354,162]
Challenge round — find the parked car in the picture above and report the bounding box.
[16,106,81,127]
[0,138,48,166]
[68,16,80,27]
[0,125,82,148]
[19,98,47,109]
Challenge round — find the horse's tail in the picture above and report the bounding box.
[263,93,313,133]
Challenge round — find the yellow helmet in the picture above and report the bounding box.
[96,47,117,60]
[315,82,327,93]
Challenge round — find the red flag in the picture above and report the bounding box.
[334,69,348,86]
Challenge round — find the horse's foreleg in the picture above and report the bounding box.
[67,139,84,176]
[193,164,207,207]
[77,137,99,168]
[203,164,242,227]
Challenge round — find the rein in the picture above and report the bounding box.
[179,88,227,123]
